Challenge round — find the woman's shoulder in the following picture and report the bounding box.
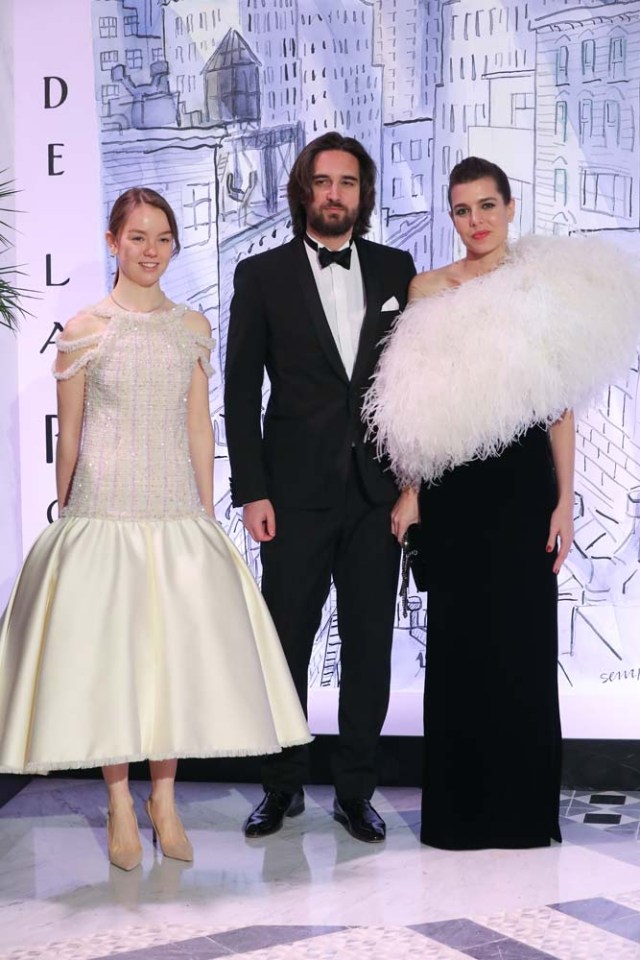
[409,264,459,302]
[180,308,211,337]
[58,307,109,344]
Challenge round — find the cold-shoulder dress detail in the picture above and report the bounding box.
[0,304,311,774]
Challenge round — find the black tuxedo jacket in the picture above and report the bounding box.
[224,235,416,509]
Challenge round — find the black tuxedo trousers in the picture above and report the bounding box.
[260,450,401,799]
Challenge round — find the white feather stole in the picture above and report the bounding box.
[363,234,640,487]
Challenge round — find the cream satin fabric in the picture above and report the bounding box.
[0,516,311,774]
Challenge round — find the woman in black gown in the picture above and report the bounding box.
[418,427,563,848]
[381,157,575,849]
[370,156,639,848]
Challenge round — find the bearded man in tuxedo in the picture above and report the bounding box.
[224,132,417,843]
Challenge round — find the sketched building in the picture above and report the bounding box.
[298,0,383,228]
[531,2,640,681]
[204,29,261,123]
[374,0,439,269]
[160,0,240,121]
[93,0,165,126]
[431,0,536,266]
[533,0,640,238]
[242,0,302,127]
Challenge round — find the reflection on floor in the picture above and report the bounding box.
[2,781,640,959]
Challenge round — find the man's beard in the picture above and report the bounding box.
[306,204,358,238]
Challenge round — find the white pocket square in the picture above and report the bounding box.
[381,296,400,311]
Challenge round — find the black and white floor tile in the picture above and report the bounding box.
[2,782,640,959]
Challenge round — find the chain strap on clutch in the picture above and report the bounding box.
[400,530,418,618]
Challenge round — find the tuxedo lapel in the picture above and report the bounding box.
[351,238,383,386]
[290,238,349,383]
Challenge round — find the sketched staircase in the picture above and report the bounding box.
[321,610,341,687]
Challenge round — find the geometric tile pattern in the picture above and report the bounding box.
[4,784,640,960]
[479,904,640,960]
[551,897,640,945]
[6,904,640,960]
[562,790,640,835]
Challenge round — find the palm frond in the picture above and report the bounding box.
[0,173,34,331]
[0,266,36,330]
[0,173,23,249]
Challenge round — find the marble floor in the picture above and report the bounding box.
[2,781,640,959]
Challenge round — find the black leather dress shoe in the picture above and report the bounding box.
[333,798,386,843]
[243,789,305,838]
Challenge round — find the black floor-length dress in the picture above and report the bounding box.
[418,425,562,849]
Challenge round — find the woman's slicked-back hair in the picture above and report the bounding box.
[287,131,377,238]
[448,156,512,208]
[108,187,180,285]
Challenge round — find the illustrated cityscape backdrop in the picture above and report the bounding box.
[90,0,640,695]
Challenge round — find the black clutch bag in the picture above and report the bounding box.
[400,522,429,615]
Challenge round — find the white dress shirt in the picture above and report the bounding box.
[304,236,366,379]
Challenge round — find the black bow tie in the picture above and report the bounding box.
[305,235,352,270]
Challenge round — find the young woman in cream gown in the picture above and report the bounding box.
[0,187,311,869]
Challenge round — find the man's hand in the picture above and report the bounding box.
[391,488,420,544]
[243,499,276,542]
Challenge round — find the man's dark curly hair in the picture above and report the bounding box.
[287,131,377,238]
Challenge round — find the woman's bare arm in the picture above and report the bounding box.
[185,312,215,518]
[547,409,576,573]
[54,313,100,512]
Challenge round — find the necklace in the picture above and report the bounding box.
[109,292,166,313]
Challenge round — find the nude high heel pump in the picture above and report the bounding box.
[144,797,193,862]
[107,804,143,871]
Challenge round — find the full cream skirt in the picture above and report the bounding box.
[0,515,311,773]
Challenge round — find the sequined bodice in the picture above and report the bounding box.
[55,306,214,520]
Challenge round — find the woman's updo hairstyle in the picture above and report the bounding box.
[448,157,512,208]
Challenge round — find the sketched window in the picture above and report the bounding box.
[581,170,632,217]
[410,139,422,162]
[605,101,621,146]
[554,101,568,142]
[609,36,626,80]
[555,46,568,84]
[126,49,143,71]
[152,48,164,63]
[391,142,402,163]
[183,184,212,247]
[579,99,593,143]
[99,17,117,39]
[100,50,118,72]
[553,168,568,206]
[175,17,184,36]
[186,15,194,32]
[411,174,424,198]
[124,15,138,37]
[552,214,570,236]
[581,39,596,76]
[101,84,119,104]
[512,92,534,129]
[392,178,404,199]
